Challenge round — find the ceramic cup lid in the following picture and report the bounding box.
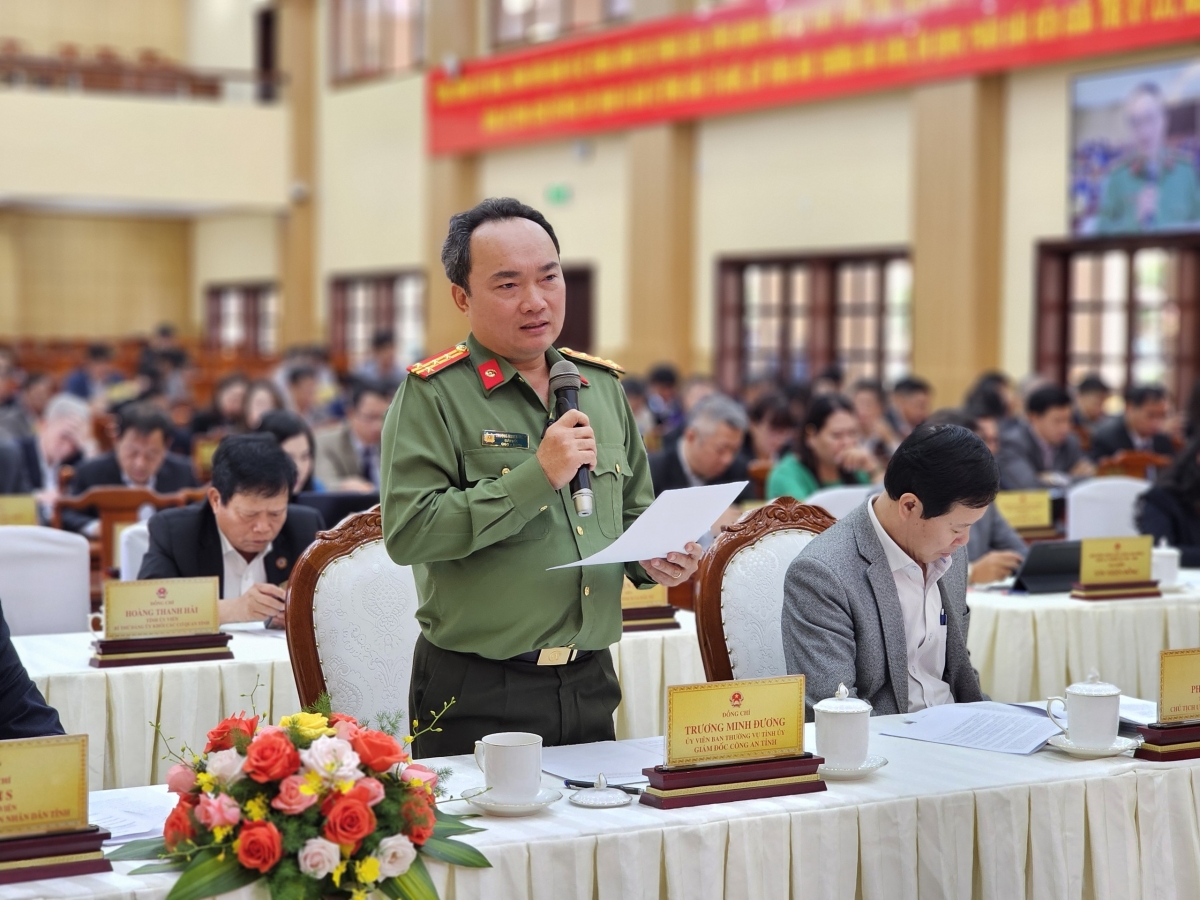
[814,683,872,715]
[1066,670,1120,697]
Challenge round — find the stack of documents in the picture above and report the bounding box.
[880,703,1063,754]
[90,785,178,845]
[541,737,664,785]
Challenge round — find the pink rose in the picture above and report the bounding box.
[344,776,385,807]
[195,792,241,829]
[271,774,319,815]
[402,763,438,792]
[376,833,417,878]
[257,725,287,737]
[166,764,197,795]
[331,718,362,741]
[297,837,341,879]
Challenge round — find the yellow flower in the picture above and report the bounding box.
[243,794,269,822]
[331,860,347,888]
[212,825,233,843]
[356,856,381,884]
[335,779,356,795]
[278,712,336,739]
[350,890,368,900]
[299,770,325,796]
[196,772,217,793]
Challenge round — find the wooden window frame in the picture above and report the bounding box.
[715,247,909,396]
[329,269,426,369]
[1034,234,1200,402]
[490,0,630,50]
[330,0,424,88]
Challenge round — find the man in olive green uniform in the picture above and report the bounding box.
[1098,82,1200,233]
[381,197,702,757]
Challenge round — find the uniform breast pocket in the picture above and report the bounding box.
[593,443,629,539]
[462,447,548,542]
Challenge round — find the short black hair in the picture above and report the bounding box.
[350,378,391,410]
[648,364,679,387]
[893,376,931,396]
[850,378,887,403]
[441,197,561,294]
[924,407,980,433]
[372,330,395,351]
[211,434,296,505]
[116,402,173,440]
[1077,374,1109,395]
[1125,383,1167,408]
[287,365,317,387]
[1026,384,1072,415]
[86,343,113,362]
[884,423,999,518]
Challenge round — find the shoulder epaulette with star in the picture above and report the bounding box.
[559,347,625,376]
[407,344,470,379]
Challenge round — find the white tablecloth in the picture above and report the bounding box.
[967,571,1200,703]
[16,716,1200,900]
[13,617,704,790]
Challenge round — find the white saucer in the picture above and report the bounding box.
[1046,734,1140,759]
[817,756,888,781]
[569,787,634,808]
[461,786,562,817]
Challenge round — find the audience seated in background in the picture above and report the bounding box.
[1136,434,1200,566]
[850,378,899,465]
[256,409,322,495]
[745,392,795,465]
[191,372,248,435]
[965,371,1017,426]
[0,372,53,442]
[811,365,844,397]
[286,365,327,428]
[0,599,64,740]
[648,393,753,502]
[63,402,197,535]
[767,394,881,501]
[242,379,285,431]
[1088,383,1174,460]
[354,329,405,386]
[646,364,682,432]
[1073,374,1111,432]
[997,385,1095,489]
[925,408,1027,584]
[17,393,92,520]
[782,423,996,720]
[138,435,324,625]
[659,376,717,451]
[63,342,122,404]
[314,380,392,492]
[0,440,29,494]
[621,377,658,442]
[887,376,932,439]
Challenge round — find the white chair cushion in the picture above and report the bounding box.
[1066,477,1150,540]
[311,539,421,729]
[0,525,90,635]
[721,528,817,680]
[119,520,150,581]
[805,485,876,520]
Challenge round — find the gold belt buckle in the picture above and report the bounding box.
[536,646,577,666]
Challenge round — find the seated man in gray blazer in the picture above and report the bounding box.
[783,423,999,720]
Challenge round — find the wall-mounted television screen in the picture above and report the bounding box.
[1071,59,1200,236]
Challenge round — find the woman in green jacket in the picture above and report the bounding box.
[767,394,883,500]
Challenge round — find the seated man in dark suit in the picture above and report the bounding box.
[647,393,753,500]
[0,440,30,494]
[0,599,65,740]
[1088,383,1174,461]
[997,385,1095,490]
[139,435,324,625]
[63,402,197,535]
[783,424,997,720]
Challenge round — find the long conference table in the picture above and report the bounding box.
[14,615,705,791]
[16,717,1200,900]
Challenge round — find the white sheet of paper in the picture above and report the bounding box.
[90,784,176,844]
[1011,696,1158,727]
[540,737,664,785]
[548,481,748,570]
[880,702,1062,754]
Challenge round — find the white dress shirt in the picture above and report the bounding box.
[867,498,954,712]
[218,528,271,601]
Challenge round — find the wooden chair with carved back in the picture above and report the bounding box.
[286,506,422,731]
[695,498,836,682]
[53,487,191,579]
[1095,449,1173,480]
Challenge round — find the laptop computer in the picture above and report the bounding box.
[1012,540,1081,594]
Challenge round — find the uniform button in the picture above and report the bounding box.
[539,505,548,512]
[584,586,591,596]
[616,463,621,474]
[576,526,584,535]
[501,467,510,475]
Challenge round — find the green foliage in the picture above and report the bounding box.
[386,855,440,900]
[430,814,485,839]
[275,807,319,856]
[127,859,188,875]
[106,837,168,861]
[164,849,260,900]
[418,836,491,868]
[265,856,323,900]
[303,692,333,717]
[366,709,407,737]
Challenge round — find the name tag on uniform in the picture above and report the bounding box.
[481,430,529,449]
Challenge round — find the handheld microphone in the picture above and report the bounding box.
[548,360,593,517]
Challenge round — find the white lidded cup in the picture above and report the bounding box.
[474,732,543,804]
[1152,539,1181,588]
[1047,673,1121,750]
[814,683,872,769]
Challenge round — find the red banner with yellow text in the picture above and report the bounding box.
[428,0,1200,155]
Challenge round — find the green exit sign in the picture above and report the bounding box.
[544,183,574,206]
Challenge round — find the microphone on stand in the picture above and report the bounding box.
[548,360,593,517]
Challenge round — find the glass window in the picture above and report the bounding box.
[493,0,629,47]
[205,285,278,355]
[330,272,427,369]
[332,0,423,84]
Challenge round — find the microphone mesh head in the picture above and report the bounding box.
[548,360,581,393]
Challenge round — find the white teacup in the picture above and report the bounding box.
[1153,543,1181,588]
[814,683,872,769]
[474,732,543,804]
[1047,678,1120,750]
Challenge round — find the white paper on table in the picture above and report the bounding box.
[548,481,748,569]
[880,702,1062,754]
[90,785,177,844]
[540,737,664,785]
[1010,696,1158,727]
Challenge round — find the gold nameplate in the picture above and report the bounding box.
[104,577,220,640]
[1159,648,1200,724]
[666,675,805,768]
[621,577,668,609]
[0,495,37,526]
[1079,536,1153,585]
[0,735,88,837]
[994,490,1052,530]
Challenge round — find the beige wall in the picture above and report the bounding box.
[480,136,630,360]
[0,0,186,59]
[186,0,266,70]
[0,212,189,338]
[190,214,279,329]
[694,92,913,369]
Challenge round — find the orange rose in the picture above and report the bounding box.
[399,790,435,846]
[350,729,407,772]
[163,798,195,851]
[243,730,300,783]
[322,797,376,853]
[236,820,282,874]
[205,713,259,753]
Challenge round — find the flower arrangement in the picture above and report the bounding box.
[111,699,488,900]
